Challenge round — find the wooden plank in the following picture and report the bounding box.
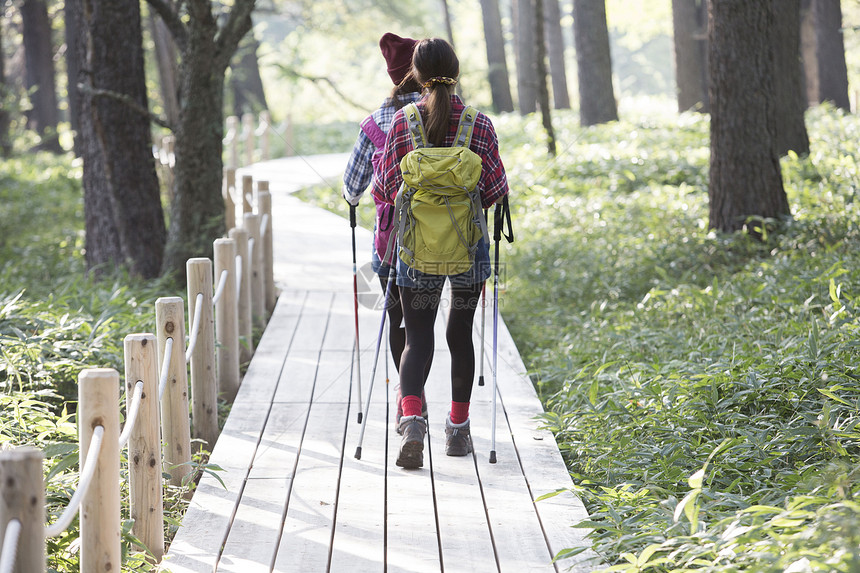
[471,400,557,573]
[328,380,389,572]
[386,351,442,573]
[425,391,499,572]
[233,291,304,403]
[272,399,348,571]
[288,291,335,352]
[486,300,599,572]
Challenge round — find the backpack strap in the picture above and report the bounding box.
[360,115,387,149]
[454,106,478,148]
[403,103,427,149]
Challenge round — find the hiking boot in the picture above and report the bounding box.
[396,415,426,469]
[445,416,472,457]
[395,384,428,434]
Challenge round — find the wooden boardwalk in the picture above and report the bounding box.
[160,156,597,572]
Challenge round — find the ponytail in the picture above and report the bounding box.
[411,38,459,147]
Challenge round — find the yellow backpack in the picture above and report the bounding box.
[395,103,489,275]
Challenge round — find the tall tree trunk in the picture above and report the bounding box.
[672,0,710,112]
[64,0,81,155]
[158,0,256,278]
[573,0,618,125]
[534,0,556,155]
[513,0,537,114]
[708,0,789,234]
[544,0,570,109]
[441,0,456,48]
[772,0,809,156]
[230,31,268,117]
[800,0,817,106]
[814,0,849,110]
[20,0,61,152]
[479,0,514,113]
[0,15,11,157]
[150,11,181,128]
[76,0,166,278]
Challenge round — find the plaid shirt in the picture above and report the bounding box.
[342,92,423,204]
[371,94,509,209]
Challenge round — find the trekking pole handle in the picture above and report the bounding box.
[349,204,357,228]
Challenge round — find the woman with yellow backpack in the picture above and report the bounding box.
[372,37,510,469]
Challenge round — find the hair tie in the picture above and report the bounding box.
[422,76,458,89]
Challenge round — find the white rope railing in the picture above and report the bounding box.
[184,292,205,362]
[45,425,105,538]
[212,269,229,305]
[0,519,21,573]
[158,337,174,401]
[118,381,145,449]
[260,213,270,240]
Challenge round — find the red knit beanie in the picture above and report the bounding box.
[379,32,417,85]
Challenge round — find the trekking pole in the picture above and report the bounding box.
[478,209,488,387]
[490,196,514,464]
[350,205,364,424]
[355,265,396,459]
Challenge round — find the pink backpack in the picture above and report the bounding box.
[360,115,396,264]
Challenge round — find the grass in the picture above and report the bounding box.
[495,104,860,571]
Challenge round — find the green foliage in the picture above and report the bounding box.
[493,104,860,571]
[0,153,210,571]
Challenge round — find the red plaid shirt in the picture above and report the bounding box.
[371,95,509,209]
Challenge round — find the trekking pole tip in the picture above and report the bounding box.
[355,446,362,460]
[478,375,485,387]
[357,412,363,424]
[489,450,497,464]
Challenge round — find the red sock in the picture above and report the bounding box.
[401,395,424,417]
[450,401,470,424]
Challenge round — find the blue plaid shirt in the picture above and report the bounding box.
[342,92,422,205]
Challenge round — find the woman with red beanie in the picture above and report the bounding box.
[372,38,509,469]
[342,32,422,378]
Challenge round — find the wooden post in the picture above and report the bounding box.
[242,112,255,166]
[214,238,240,402]
[78,368,120,573]
[244,213,265,330]
[186,258,219,451]
[258,190,276,314]
[226,115,239,168]
[255,179,269,205]
[155,297,193,489]
[228,227,254,363]
[260,110,270,161]
[241,175,254,215]
[223,167,237,232]
[123,333,164,561]
[0,447,45,573]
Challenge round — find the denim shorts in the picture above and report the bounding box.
[370,247,396,278]
[396,238,492,290]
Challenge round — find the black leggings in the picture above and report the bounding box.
[378,276,405,371]
[398,282,483,404]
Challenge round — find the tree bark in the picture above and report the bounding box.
[544,0,570,109]
[672,0,710,112]
[150,11,181,128]
[708,0,789,234]
[64,0,81,155]
[534,0,556,155]
[573,0,618,125]
[513,0,537,114]
[20,0,61,152]
[230,30,269,117]
[479,0,514,113]
[158,0,256,278]
[76,0,167,278]
[0,15,11,157]
[441,0,456,48]
[772,0,809,156]
[814,0,849,110]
